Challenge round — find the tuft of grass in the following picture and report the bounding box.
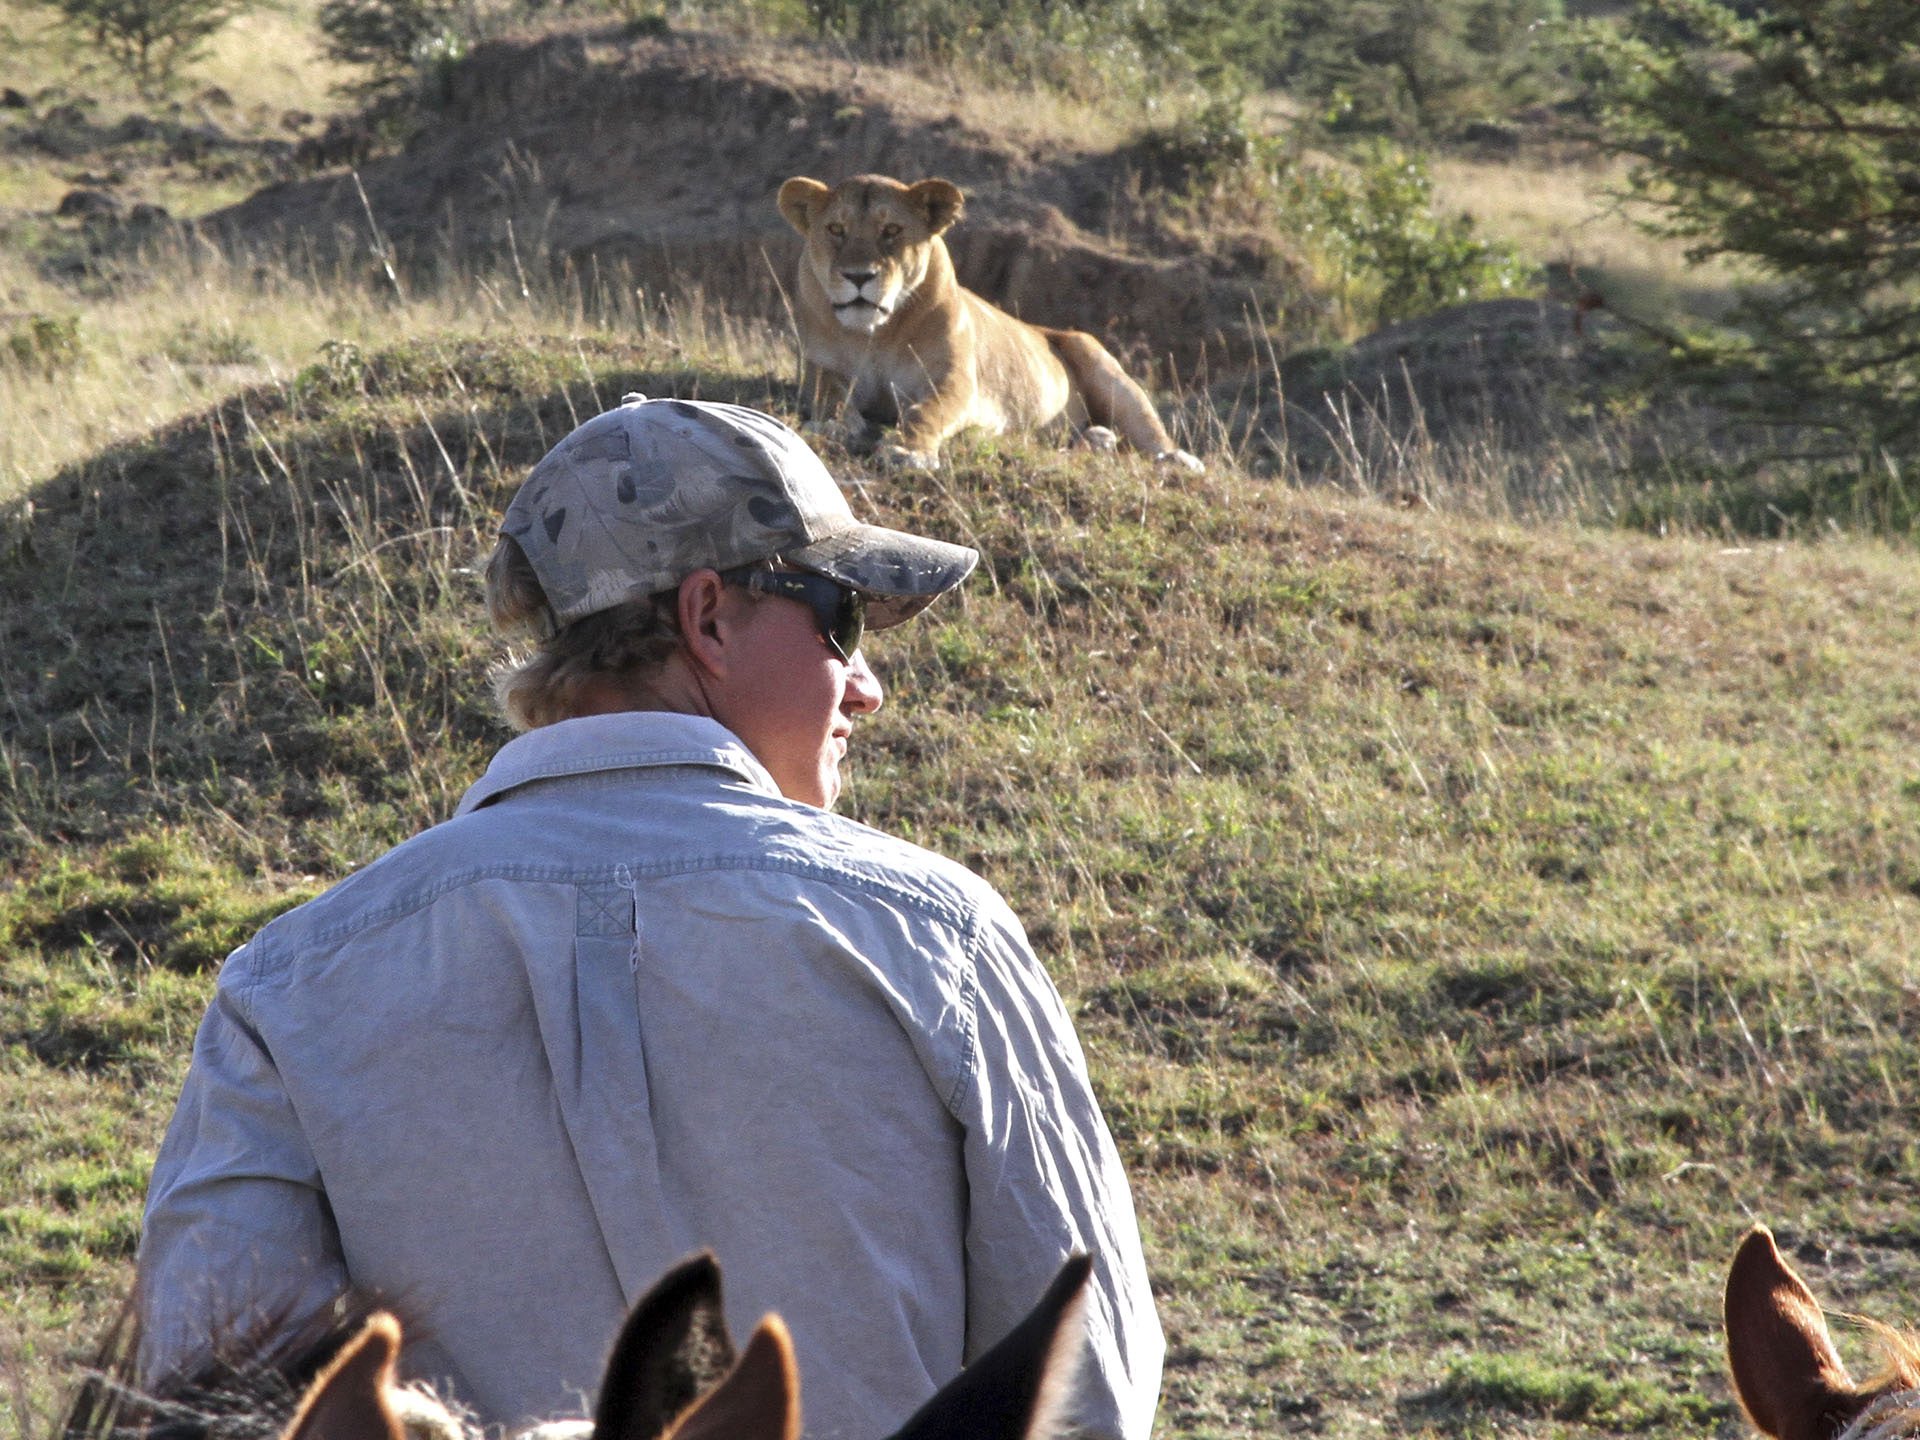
[1430,1351,1726,1430]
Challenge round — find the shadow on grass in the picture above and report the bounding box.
[0,336,797,965]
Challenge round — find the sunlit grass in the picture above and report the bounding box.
[0,231,795,502]
[0,0,355,119]
[1430,151,1750,321]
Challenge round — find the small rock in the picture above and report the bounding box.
[168,122,227,159]
[1458,120,1521,156]
[296,116,373,169]
[56,187,121,218]
[112,113,159,142]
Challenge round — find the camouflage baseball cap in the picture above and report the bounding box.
[500,395,978,636]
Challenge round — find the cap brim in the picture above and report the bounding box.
[786,524,980,629]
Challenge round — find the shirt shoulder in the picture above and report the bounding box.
[737,806,1018,941]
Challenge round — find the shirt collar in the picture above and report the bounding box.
[456,712,783,815]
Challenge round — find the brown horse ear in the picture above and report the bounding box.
[1725,1226,1873,1440]
[906,179,964,236]
[886,1254,1092,1440]
[281,1313,407,1440]
[665,1318,800,1440]
[778,178,832,235]
[594,1252,738,1440]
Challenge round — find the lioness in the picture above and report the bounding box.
[777,173,1204,473]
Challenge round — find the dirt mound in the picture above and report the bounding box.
[202,25,1276,378]
[198,24,1649,462]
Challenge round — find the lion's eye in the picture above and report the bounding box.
[880,223,902,240]
[826,221,845,238]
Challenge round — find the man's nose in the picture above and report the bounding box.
[844,650,883,714]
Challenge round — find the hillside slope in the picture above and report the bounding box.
[5,333,1920,1437]
[200,25,1296,377]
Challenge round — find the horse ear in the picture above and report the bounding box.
[886,1254,1093,1440]
[665,1318,800,1440]
[906,179,964,236]
[778,178,832,235]
[281,1313,407,1440]
[1725,1226,1872,1440]
[594,1252,738,1440]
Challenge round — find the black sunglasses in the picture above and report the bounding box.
[721,566,867,662]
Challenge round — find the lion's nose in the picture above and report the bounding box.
[841,269,877,288]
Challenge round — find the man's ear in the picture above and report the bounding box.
[675,569,734,677]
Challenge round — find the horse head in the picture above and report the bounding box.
[1726,1225,1920,1440]
[268,1252,1091,1440]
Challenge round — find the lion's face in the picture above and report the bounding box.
[778,176,965,335]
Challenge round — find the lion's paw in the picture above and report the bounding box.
[1156,448,1206,475]
[875,443,940,472]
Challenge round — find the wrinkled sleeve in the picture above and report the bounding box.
[137,957,346,1380]
[953,898,1164,1440]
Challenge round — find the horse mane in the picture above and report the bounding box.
[1857,1318,1920,1397]
[54,1292,417,1440]
[1840,1322,1920,1440]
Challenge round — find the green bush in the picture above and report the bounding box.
[317,0,470,97]
[1135,93,1265,191]
[1570,0,1920,472]
[1285,0,1562,136]
[1285,140,1528,329]
[1138,97,1527,334]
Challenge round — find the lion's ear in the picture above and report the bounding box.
[907,179,964,235]
[778,178,832,234]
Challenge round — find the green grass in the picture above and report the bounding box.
[6,325,1920,1439]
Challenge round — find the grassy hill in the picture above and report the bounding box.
[5,323,1920,1440]
[6,4,1920,1439]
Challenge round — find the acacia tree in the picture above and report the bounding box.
[1573,0,1920,464]
[49,0,246,90]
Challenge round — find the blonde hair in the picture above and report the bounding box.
[483,535,684,731]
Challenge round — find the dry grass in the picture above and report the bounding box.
[191,2,360,119]
[1430,150,1750,321]
[0,0,354,118]
[0,228,795,503]
[706,30,1154,154]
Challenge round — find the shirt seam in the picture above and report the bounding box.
[946,927,986,1118]
[241,853,981,985]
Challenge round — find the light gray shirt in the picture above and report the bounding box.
[139,712,1163,1440]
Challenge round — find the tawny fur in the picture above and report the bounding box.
[777,173,1203,474]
